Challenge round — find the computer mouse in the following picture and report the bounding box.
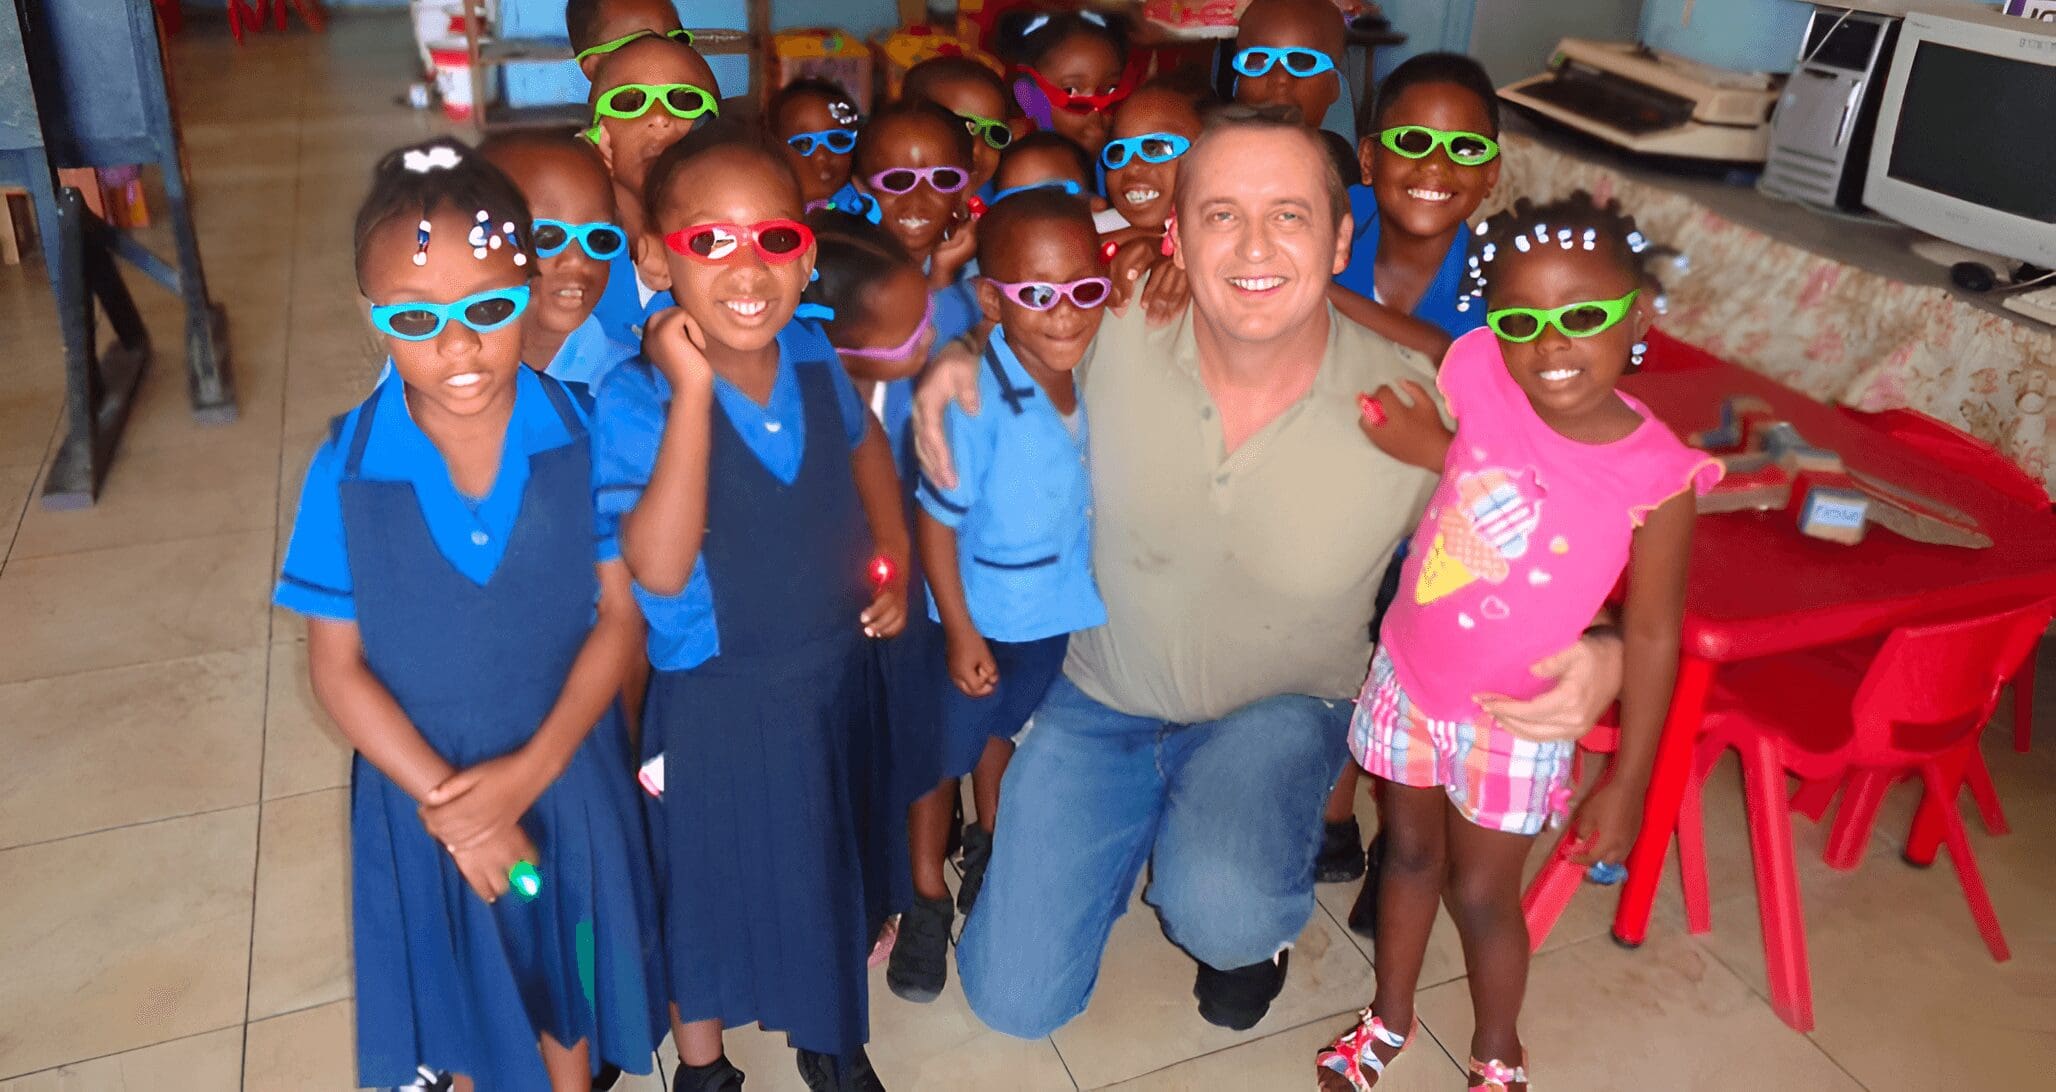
[1950,261,1997,293]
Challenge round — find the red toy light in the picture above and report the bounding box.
[869,555,896,591]
[1358,392,1387,426]
[1099,239,1120,264]
[968,195,988,221]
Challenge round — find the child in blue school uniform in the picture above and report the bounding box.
[584,32,722,347]
[771,78,865,213]
[275,137,663,1092]
[801,211,958,1002]
[480,131,639,390]
[1318,51,1508,893]
[901,188,1112,1002]
[592,121,912,1092]
[853,100,983,348]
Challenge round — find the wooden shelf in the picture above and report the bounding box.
[460,0,767,135]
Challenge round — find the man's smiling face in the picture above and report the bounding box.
[1174,125,1350,345]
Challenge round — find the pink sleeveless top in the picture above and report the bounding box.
[1381,328,1722,721]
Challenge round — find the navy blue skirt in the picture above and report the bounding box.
[642,632,873,1057]
[351,708,666,1090]
[936,634,1069,781]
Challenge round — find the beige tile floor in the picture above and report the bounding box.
[1,14,2052,1090]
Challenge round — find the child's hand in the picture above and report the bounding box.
[861,581,907,639]
[448,823,540,905]
[419,751,549,852]
[932,209,978,285]
[946,628,998,698]
[1565,774,1645,869]
[644,307,714,393]
[1358,380,1450,470]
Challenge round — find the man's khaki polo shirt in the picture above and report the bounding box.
[1064,303,1441,724]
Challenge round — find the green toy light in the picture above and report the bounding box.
[508,860,542,900]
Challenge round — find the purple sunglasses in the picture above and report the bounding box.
[987,276,1113,311]
[837,297,936,361]
[867,165,970,195]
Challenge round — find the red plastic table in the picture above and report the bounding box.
[1605,330,2056,946]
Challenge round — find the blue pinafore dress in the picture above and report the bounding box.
[642,363,878,1057]
[341,377,664,1089]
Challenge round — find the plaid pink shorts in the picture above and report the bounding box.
[1349,648,1574,836]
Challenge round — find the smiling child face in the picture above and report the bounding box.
[1104,88,1201,231]
[1363,80,1500,244]
[855,111,971,262]
[485,141,617,340]
[652,146,815,355]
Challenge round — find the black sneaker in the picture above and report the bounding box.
[1314,816,1365,883]
[956,823,994,916]
[593,1061,622,1090]
[1193,949,1290,1031]
[396,1068,453,1092]
[672,1055,745,1092]
[886,893,954,1003]
[796,1047,885,1092]
[1347,831,1384,941]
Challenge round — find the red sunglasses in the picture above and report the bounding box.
[663,219,815,264]
[1014,64,1140,115]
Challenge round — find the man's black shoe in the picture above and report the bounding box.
[1193,949,1290,1031]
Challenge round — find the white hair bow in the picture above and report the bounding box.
[402,146,463,173]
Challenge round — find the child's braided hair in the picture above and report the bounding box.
[1460,190,1664,315]
[353,136,535,291]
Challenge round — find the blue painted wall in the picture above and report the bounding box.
[1640,0,1812,73]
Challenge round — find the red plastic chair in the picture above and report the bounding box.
[1841,405,2050,752]
[1672,599,2053,1031]
[1521,721,1617,952]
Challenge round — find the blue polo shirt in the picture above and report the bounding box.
[1334,184,1484,340]
[916,328,1105,644]
[591,320,870,670]
[591,249,676,347]
[546,312,638,389]
[274,366,617,622]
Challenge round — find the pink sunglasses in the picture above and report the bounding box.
[837,298,936,362]
[986,276,1113,311]
[867,165,971,195]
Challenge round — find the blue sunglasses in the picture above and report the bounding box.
[787,128,859,156]
[1101,132,1191,170]
[991,178,1084,204]
[1231,46,1337,79]
[371,285,531,341]
[532,219,627,261]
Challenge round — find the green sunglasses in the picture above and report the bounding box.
[574,27,695,63]
[1376,125,1500,167]
[1486,289,1639,342]
[958,112,1013,151]
[584,83,719,141]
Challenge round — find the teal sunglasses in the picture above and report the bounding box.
[371,285,531,341]
[533,220,626,261]
[1485,289,1638,343]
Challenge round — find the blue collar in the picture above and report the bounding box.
[983,328,1043,417]
[355,365,575,483]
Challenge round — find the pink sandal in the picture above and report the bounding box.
[1467,1054,1530,1091]
[1315,1009,1410,1091]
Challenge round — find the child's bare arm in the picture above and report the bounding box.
[1326,283,1454,362]
[620,309,713,596]
[1566,491,1695,865]
[306,618,458,802]
[852,419,910,638]
[918,508,997,698]
[421,560,646,850]
[1359,379,1452,471]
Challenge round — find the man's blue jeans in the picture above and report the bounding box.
[957,676,1352,1039]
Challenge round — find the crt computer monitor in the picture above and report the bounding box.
[1862,5,2056,270]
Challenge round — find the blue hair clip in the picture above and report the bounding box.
[794,302,836,322]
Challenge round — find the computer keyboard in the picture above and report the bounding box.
[2000,283,2056,327]
[1516,64,1696,135]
